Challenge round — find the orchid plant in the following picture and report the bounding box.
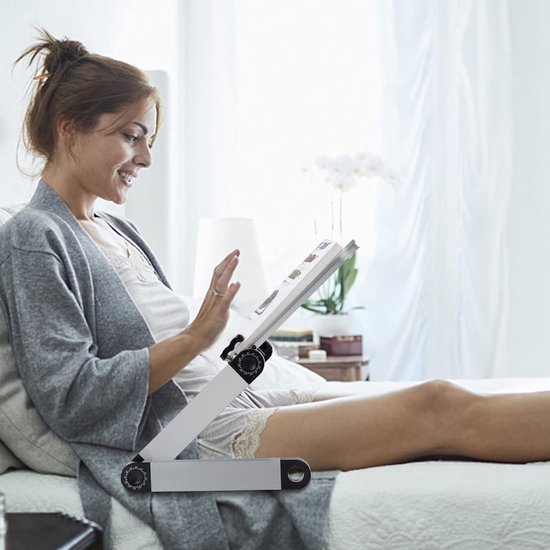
[301,151,403,316]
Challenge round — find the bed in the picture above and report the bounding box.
[2,377,550,549]
[2,204,550,548]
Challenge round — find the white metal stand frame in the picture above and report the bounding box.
[121,240,358,494]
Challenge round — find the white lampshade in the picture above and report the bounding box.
[193,218,268,309]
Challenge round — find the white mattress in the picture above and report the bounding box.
[2,377,550,549]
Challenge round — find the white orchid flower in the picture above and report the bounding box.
[313,154,331,171]
[308,150,404,193]
[380,165,405,188]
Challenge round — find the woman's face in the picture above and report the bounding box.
[67,98,157,205]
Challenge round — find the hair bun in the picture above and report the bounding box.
[15,29,89,81]
[44,37,88,74]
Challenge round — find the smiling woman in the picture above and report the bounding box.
[16,29,160,218]
[17,29,162,167]
[0,28,332,550]
[42,105,157,216]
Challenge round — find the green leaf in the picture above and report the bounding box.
[341,253,356,279]
[342,268,358,296]
[301,303,327,314]
[326,296,337,314]
[299,251,363,315]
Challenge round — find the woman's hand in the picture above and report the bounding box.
[148,249,240,394]
[184,249,241,350]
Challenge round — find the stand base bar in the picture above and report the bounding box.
[122,458,311,492]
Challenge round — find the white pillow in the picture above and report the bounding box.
[0,440,23,475]
[249,354,326,391]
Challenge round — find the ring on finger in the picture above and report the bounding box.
[212,288,225,298]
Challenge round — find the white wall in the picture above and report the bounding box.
[508,0,550,376]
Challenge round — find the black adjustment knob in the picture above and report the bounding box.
[229,348,265,383]
[127,468,145,486]
[240,354,257,372]
[121,462,151,492]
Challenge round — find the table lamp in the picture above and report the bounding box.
[193,218,268,312]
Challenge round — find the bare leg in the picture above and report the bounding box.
[255,380,550,471]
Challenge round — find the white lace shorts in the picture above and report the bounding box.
[196,388,315,459]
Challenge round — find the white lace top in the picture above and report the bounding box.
[80,216,189,342]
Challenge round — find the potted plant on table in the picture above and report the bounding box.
[301,151,403,337]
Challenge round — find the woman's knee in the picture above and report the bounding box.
[411,379,470,416]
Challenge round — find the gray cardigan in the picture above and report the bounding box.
[0,181,336,549]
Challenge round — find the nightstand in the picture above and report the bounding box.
[5,512,102,549]
[296,355,368,381]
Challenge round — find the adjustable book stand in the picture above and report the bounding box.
[121,240,358,493]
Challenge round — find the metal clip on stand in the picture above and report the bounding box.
[121,336,311,493]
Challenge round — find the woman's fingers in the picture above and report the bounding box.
[215,256,239,294]
[209,249,240,297]
[213,249,240,278]
[188,273,241,350]
[222,281,241,303]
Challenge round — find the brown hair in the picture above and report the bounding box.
[15,29,162,171]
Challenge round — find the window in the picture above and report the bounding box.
[208,0,383,286]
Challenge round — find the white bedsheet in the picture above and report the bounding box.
[327,460,550,548]
[2,377,550,549]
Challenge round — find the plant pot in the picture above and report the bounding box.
[319,335,362,356]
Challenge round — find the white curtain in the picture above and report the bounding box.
[362,0,513,380]
[178,0,382,291]
[179,0,513,381]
